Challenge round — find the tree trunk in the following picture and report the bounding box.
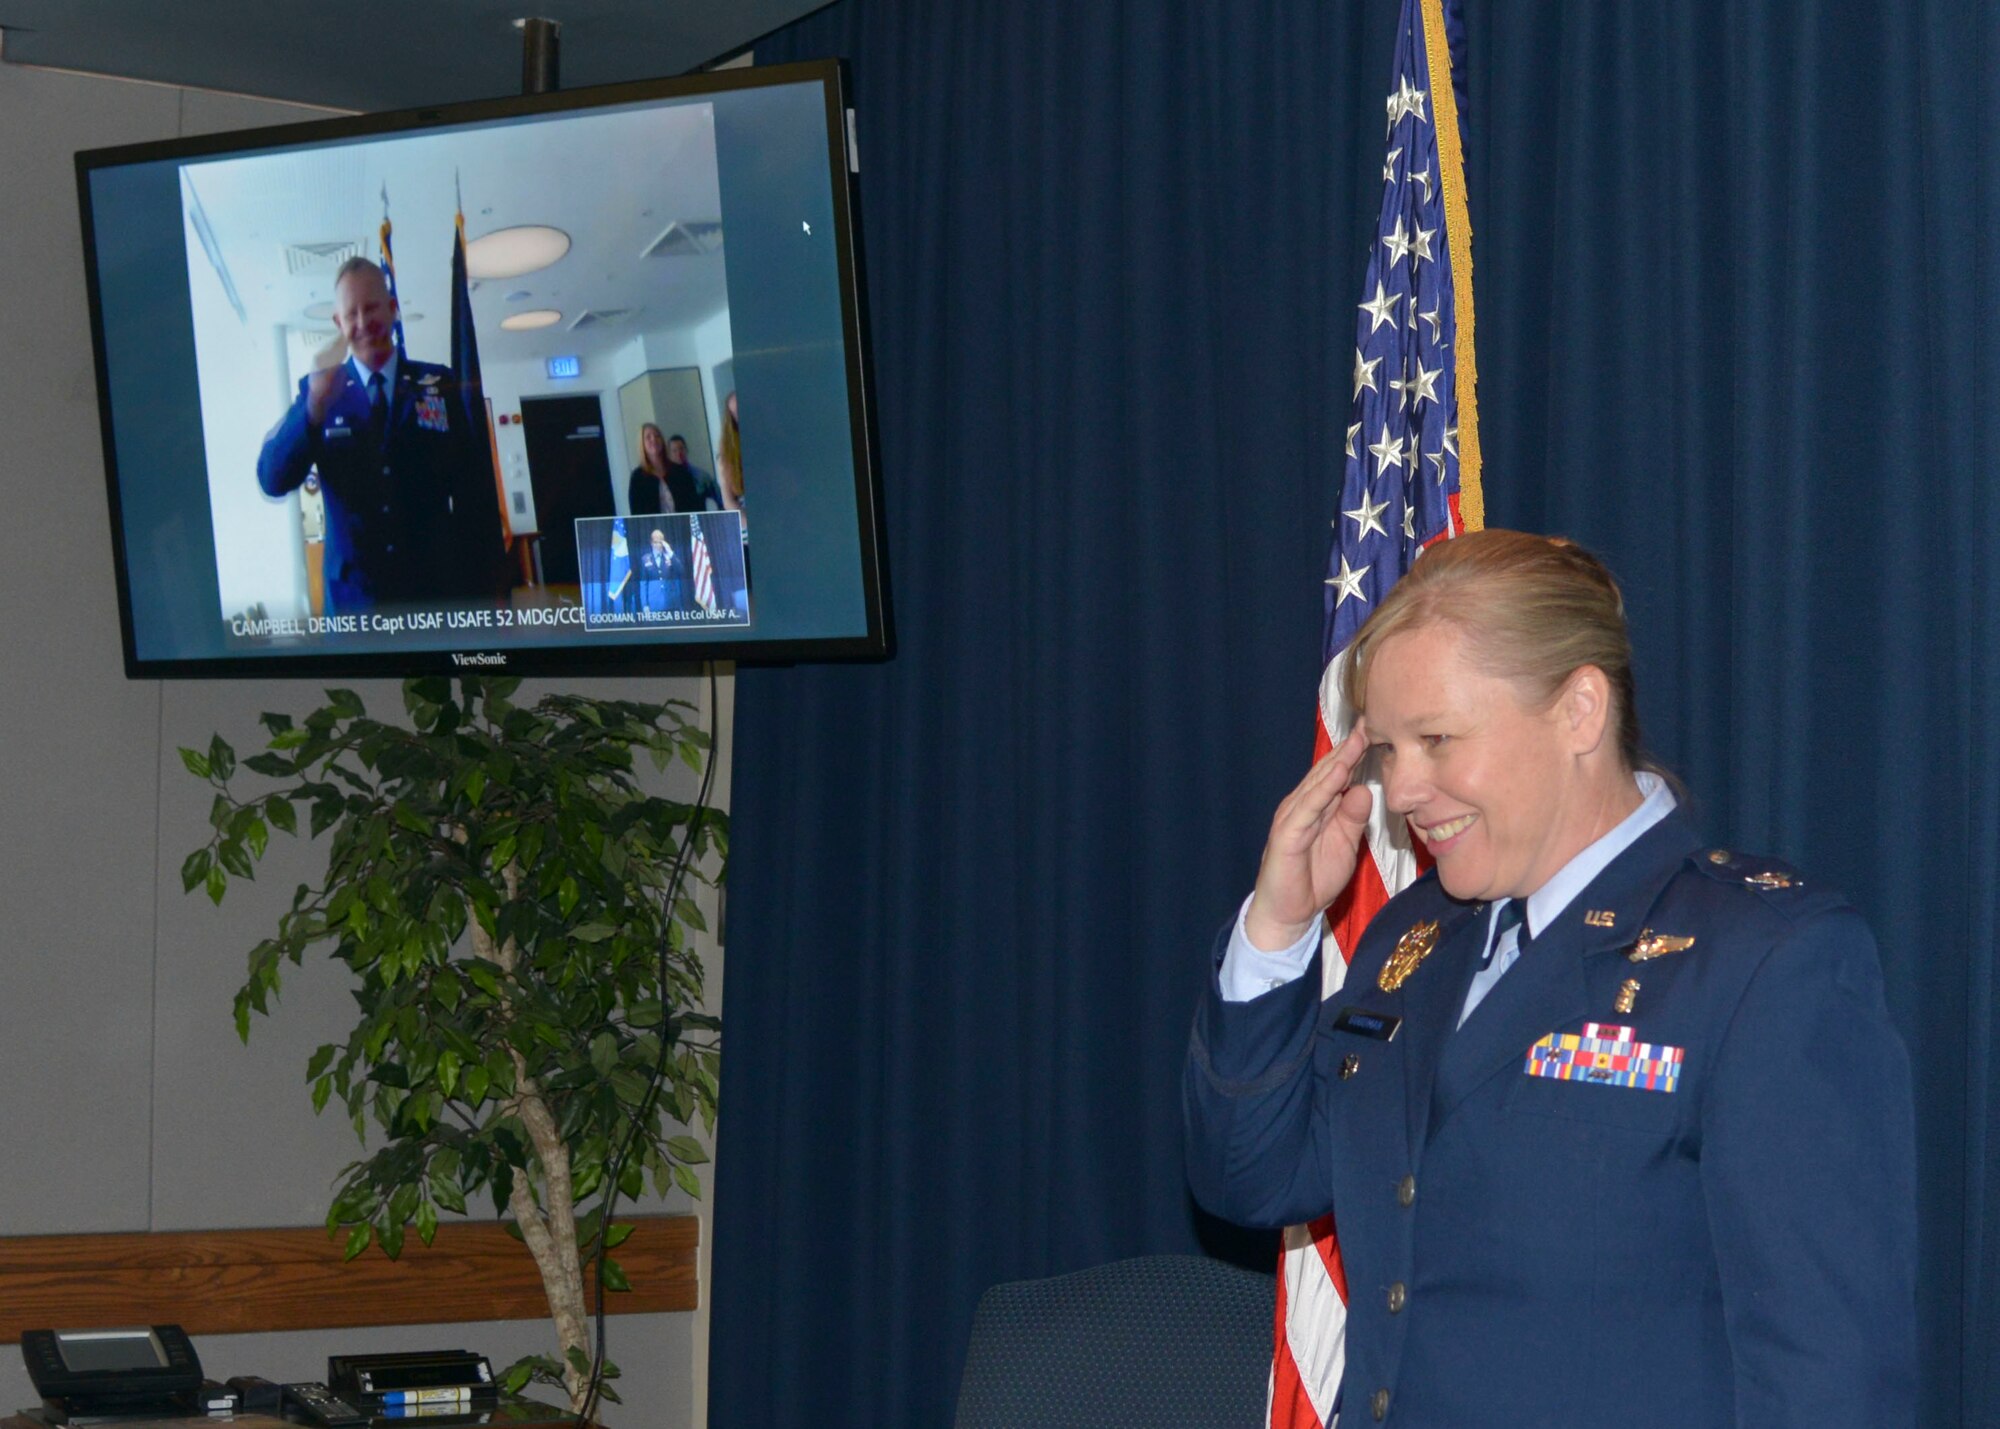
[471,857,594,1413]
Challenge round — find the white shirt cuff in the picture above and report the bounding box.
[1217,894,1322,1002]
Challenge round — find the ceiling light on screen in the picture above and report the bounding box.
[466,225,571,279]
[501,310,563,331]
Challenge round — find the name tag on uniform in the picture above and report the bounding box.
[415,392,450,432]
[323,423,353,441]
[1524,1022,1684,1093]
[1332,1006,1402,1041]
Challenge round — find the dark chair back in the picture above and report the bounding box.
[953,1253,1276,1428]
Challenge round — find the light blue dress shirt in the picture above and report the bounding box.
[1219,772,1677,1012]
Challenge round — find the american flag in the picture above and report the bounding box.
[690,516,718,614]
[1270,0,1484,1423]
[377,183,407,354]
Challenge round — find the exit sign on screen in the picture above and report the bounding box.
[546,355,581,380]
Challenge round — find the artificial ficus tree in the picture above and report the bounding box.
[182,676,723,1412]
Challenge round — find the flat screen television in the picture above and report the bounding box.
[76,58,886,677]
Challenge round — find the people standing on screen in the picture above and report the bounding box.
[256,257,507,616]
[718,390,745,530]
[628,423,723,515]
[637,526,686,614]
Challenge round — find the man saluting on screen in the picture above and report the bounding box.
[257,257,504,615]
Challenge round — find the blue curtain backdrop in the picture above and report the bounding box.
[712,2,2000,1424]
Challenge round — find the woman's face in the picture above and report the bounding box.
[643,428,666,461]
[1363,621,1597,904]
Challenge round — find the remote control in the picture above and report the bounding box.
[284,1381,371,1427]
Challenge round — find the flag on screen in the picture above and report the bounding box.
[377,184,407,354]
[1268,0,1484,1424]
[690,517,719,613]
[607,518,632,607]
[449,183,493,462]
[451,178,516,576]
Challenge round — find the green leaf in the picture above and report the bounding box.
[464,768,487,806]
[414,1200,439,1246]
[671,1162,701,1198]
[571,922,616,943]
[464,961,503,998]
[588,1030,619,1078]
[265,795,298,835]
[305,1043,338,1080]
[179,747,212,779]
[180,848,212,894]
[206,865,228,906]
[665,1135,709,1165]
[342,1223,373,1261]
[312,1075,333,1114]
[245,817,269,860]
[462,1063,490,1106]
[394,804,434,837]
[270,726,311,750]
[208,735,236,781]
[218,840,254,879]
[602,1222,635,1250]
[310,797,343,836]
[437,1050,461,1098]
[327,688,366,719]
[429,1170,468,1216]
[599,1255,631,1293]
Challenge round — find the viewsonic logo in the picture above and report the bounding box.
[452,652,508,667]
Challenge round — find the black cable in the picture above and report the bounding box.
[573,659,721,1428]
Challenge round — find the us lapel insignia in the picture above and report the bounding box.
[1583,909,1617,928]
[1627,929,1696,963]
[1378,918,1440,992]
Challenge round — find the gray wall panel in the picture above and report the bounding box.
[0,62,181,1234]
[0,60,718,1427]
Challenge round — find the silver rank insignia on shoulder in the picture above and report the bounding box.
[1378,919,1440,992]
[1628,929,1696,963]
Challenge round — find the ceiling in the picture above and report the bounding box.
[185,98,730,366]
[0,0,830,112]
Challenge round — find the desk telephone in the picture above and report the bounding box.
[19,1328,366,1426]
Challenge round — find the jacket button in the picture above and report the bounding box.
[1387,1281,1407,1314]
[1397,1175,1416,1207]
[1371,1388,1390,1421]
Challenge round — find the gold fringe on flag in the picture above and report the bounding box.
[1419,0,1483,534]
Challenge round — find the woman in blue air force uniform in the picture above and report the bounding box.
[1184,531,1916,1428]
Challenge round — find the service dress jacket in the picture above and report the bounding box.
[258,359,500,614]
[1185,813,1916,1428]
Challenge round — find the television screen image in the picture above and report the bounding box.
[78,61,885,676]
[578,512,750,631]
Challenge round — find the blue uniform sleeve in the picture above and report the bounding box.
[257,380,316,497]
[1699,906,1918,1427]
[1184,921,1336,1229]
